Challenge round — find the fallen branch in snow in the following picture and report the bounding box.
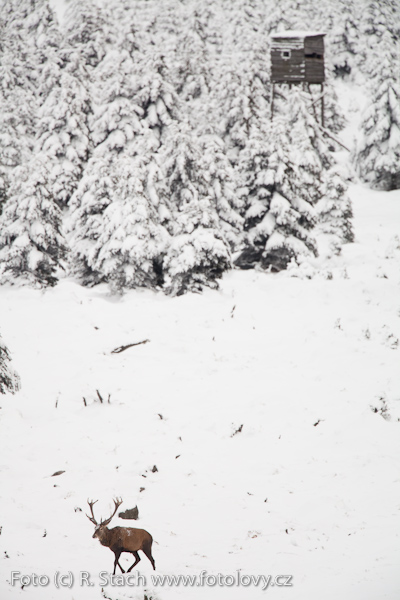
[315,123,351,152]
[111,340,150,354]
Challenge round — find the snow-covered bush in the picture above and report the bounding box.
[0,333,20,394]
[317,166,354,252]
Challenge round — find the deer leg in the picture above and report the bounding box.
[113,550,125,575]
[142,542,156,571]
[127,551,141,572]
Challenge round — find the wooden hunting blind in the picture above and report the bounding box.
[271,31,326,84]
[270,31,326,125]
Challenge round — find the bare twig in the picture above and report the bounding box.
[231,424,243,437]
[111,340,150,354]
[96,390,104,404]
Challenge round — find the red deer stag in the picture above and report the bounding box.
[86,498,155,574]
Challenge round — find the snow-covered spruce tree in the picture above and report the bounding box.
[0,0,61,133]
[67,45,142,285]
[61,0,115,155]
[320,77,347,135]
[199,132,243,251]
[33,68,91,209]
[358,0,400,76]
[25,0,61,75]
[161,125,231,295]
[223,0,268,51]
[0,155,68,287]
[106,0,137,43]
[68,147,170,291]
[136,0,186,66]
[63,0,113,70]
[171,5,217,112]
[211,48,271,167]
[236,85,341,272]
[188,0,224,56]
[67,44,169,290]
[0,84,31,214]
[234,114,318,272]
[0,0,39,211]
[19,0,92,211]
[0,332,20,394]
[88,45,146,153]
[264,0,310,32]
[317,165,354,253]
[67,155,116,286]
[60,0,114,167]
[132,49,181,147]
[354,31,400,191]
[286,88,334,191]
[325,0,361,78]
[83,152,169,292]
[0,1,75,284]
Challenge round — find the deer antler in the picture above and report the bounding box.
[100,497,123,527]
[86,499,99,525]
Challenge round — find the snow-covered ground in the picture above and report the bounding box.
[0,182,399,600]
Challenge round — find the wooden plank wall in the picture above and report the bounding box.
[271,35,325,83]
[304,36,325,83]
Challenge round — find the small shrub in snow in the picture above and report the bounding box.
[0,333,20,394]
[317,165,354,251]
[370,396,390,421]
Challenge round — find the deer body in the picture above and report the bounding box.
[87,499,155,574]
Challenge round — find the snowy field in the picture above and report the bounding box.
[0,183,399,600]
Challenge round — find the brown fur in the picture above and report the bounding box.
[87,498,155,574]
[93,525,155,574]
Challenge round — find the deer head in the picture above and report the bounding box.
[86,497,123,539]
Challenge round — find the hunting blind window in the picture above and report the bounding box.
[305,52,323,59]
